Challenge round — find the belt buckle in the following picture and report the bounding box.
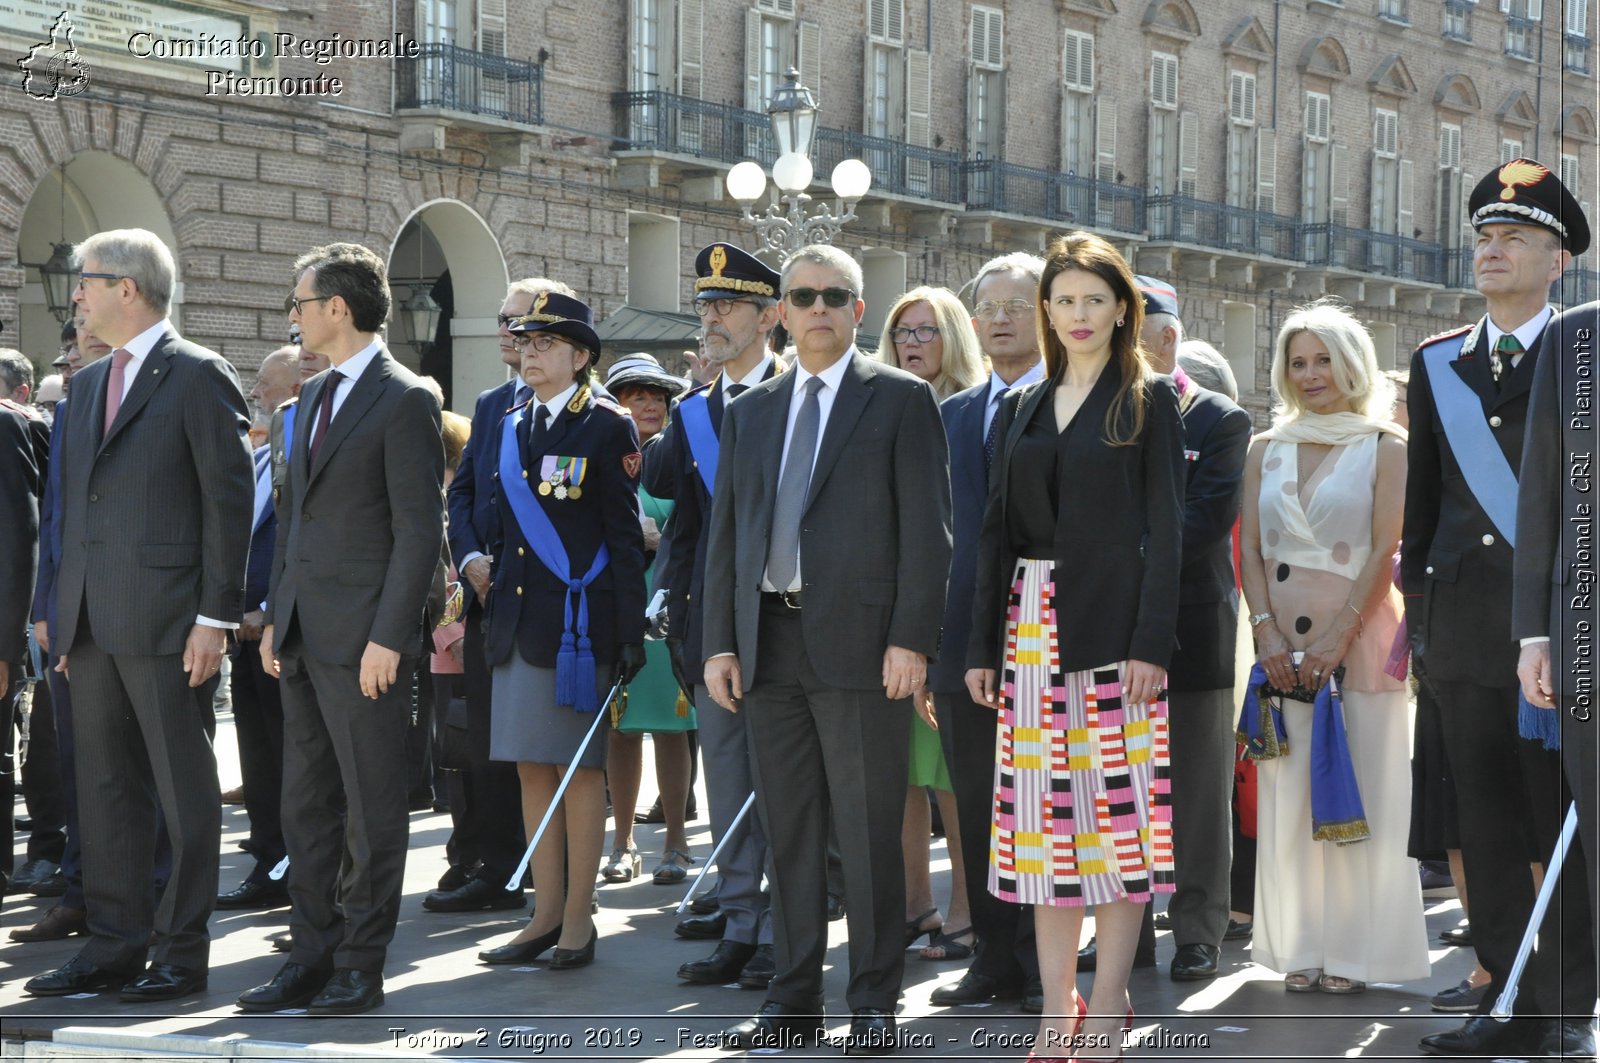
[777,590,802,610]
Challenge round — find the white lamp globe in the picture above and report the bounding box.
[831,158,873,201]
[726,161,767,204]
[771,152,814,194]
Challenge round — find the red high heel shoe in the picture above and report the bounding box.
[1070,1007,1133,1062]
[1024,993,1089,1062]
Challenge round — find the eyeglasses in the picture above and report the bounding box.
[76,272,126,289]
[511,332,567,353]
[288,295,333,314]
[693,297,753,318]
[786,287,856,309]
[974,298,1035,320]
[890,325,940,344]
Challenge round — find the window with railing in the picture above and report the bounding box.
[1443,0,1472,40]
[1567,34,1592,73]
[396,43,543,125]
[1506,17,1536,57]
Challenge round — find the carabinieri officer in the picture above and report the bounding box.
[478,291,647,971]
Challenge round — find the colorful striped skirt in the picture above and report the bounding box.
[989,557,1174,907]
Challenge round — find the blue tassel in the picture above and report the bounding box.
[555,632,577,710]
[1518,692,1562,751]
[574,635,597,713]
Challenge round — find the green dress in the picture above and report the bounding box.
[615,486,697,734]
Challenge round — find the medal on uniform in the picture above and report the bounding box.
[566,457,588,501]
[568,486,582,500]
[538,481,552,496]
[555,484,568,500]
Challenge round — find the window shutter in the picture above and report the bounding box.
[1374,110,1398,157]
[1563,153,1581,190]
[1151,52,1177,109]
[1568,0,1589,35]
[1398,158,1415,236]
[1256,126,1277,213]
[480,0,506,53]
[906,49,931,191]
[1178,109,1198,196]
[1305,92,1330,142]
[1439,124,1462,169]
[1096,102,1116,183]
[870,0,903,45]
[678,0,703,97]
[887,0,903,44]
[1064,30,1093,92]
[1501,138,1523,163]
[1230,71,1256,125]
[745,8,762,112]
[797,20,821,103]
[1330,142,1349,225]
[970,6,1002,69]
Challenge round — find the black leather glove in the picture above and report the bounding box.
[615,643,647,686]
[665,637,691,698]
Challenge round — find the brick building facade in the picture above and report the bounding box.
[1,0,1595,417]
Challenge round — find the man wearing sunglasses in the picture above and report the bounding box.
[427,278,575,917]
[26,228,253,1003]
[703,244,952,1054]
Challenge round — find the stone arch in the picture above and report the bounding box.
[1142,0,1200,43]
[1561,103,1597,143]
[1299,36,1351,79]
[1434,73,1482,114]
[390,199,508,413]
[16,149,179,362]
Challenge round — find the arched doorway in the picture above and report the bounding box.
[16,150,180,367]
[389,200,507,413]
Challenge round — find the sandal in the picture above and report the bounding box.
[1285,968,1322,993]
[652,848,695,885]
[1319,974,1366,994]
[903,907,943,948]
[919,925,975,961]
[601,847,641,883]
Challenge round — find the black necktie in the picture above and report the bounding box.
[726,383,748,400]
[984,388,1010,475]
[308,370,343,465]
[528,405,551,456]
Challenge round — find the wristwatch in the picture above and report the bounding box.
[1248,611,1276,628]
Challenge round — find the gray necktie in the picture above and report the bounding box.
[766,376,825,592]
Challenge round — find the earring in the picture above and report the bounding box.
[1116,318,1124,327]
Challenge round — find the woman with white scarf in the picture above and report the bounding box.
[1239,300,1428,994]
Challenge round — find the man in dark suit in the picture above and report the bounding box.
[240,243,444,1016]
[430,278,573,914]
[926,253,1047,1012]
[704,244,952,1054]
[644,242,784,989]
[25,228,253,1002]
[0,388,41,898]
[1134,277,1251,982]
[214,346,301,912]
[1406,161,1595,1058]
[1515,295,1600,994]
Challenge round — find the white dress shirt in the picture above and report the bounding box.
[760,348,855,592]
[982,360,1047,437]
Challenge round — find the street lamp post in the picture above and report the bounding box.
[725,69,872,257]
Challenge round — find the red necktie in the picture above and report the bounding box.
[309,370,344,465]
[102,348,132,437]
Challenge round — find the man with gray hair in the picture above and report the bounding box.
[705,243,952,1052]
[928,250,1047,1012]
[432,276,577,914]
[0,349,36,404]
[1177,339,1240,403]
[25,227,253,1002]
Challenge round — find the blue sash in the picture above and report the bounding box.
[282,403,296,461]
[1421,332,1519,545]
[677,391,719,495]
[1420,333,1557,748]
[498,407,609,712]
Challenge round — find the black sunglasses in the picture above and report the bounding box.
[786,287,856,309]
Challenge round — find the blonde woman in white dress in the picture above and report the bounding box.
[1239,300,1429,993]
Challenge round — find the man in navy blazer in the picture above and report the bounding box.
[430,277,575,914]
[1135,277,1251,982]
[928,253,1047,1011]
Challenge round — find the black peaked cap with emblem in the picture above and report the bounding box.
[1469,158,1590,256]
[694,242,781,301]
[506,290,601,357]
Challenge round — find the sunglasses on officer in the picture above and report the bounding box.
[786,287,857,309]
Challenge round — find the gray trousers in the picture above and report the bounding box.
[744,602,911,1012]
[694,683,772,946]
[1165,686,1237,948]
[70,635,220,973]
[278,639,414,973]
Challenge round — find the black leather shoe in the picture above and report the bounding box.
[675,911,728,940]
[121,963,207,1002]
[436,864,471,892]
[1538,1019,1597,1058]
[678,940,756,984]
[423,877,525,913]
[547,927,598,970]
[1078,935,1156,972]
[1170,943,1220,981]
[827,894,846,922]
[480,925,562,965]
[738,944,776,990]
[1223,918,1253,941]
[237,962,333,1012]
[687,894,720,915]
[24,955,130,997]
[1020,976,1044,1014]
[1439,925,1473,947]
[216,879,290,910]
[308,968,384,1016]
[724,999,825,1050]
[845,1008,897,1055]
[929,970,1023,1006]
[1419,1015,1540,1056]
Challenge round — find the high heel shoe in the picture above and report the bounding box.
[1024,993,1089,1062]
[903,907,942,948]
[478,924,562,965]
[1070,1005,1132,1062]
[601,847,641,883]
[547,926,598,970]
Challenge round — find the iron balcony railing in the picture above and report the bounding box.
[613,90,775,166]
[396,44,542,126]
[1556,268,1600,307]
[962,158,1144,235]
[1146,196,1301,260]
[813,127,963,203]
[1446,247,1475,290]
[1301,223,1446,284]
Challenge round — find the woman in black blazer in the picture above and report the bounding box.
[967,232,1184,1061]
[476,292,647,971]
